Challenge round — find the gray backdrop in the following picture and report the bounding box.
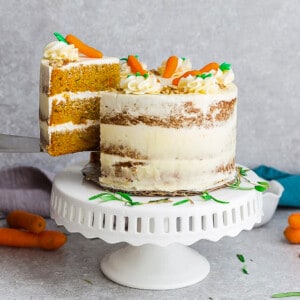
[0,0,299,174]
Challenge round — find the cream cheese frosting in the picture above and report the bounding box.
[43,41,79,61]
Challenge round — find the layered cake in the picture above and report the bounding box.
[99,56,237,195]
[39,33,120,156]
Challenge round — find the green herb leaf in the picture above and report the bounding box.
[173,199,190,206]
[147,198,172,204]
[271,292,300,298]
[236,254,245,263]
[219,62,231,72]
[116,192,133,202]
[200,192,229,204]
[53,32,68,44]
[257,181,269,187]
[254,185,267,192]
[242,265,249,274]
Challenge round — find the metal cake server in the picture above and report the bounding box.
[0,133,42,153]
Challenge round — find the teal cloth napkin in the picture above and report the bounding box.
[253,165,300,207]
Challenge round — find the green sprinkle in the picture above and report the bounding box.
[135,72,141,76]
[181,57,186,61]
[219,62,231,72]
[236,254,245,263]
[53,32,68,44]
[143,73,149,79]
[271,292,300,298]
[173,199,190,206]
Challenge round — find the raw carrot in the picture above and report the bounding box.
[163,56,179,78]
[284,226,300,244]
[288,213,300,229]
[127,55,147,75]
[7,210,46,234]
[0,228,67,250]
[65,34,103,58]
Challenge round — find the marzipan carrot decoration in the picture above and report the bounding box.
[172,62,220,85]
[172,70,199,85]
[284,213,300,244]
[0,228,67,250]
[163,56,179,78]
[127,55,147,75]
[7,210,46,234]
[198,62,219,74]
[65,34,103,58]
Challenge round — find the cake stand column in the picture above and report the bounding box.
[100,243,210,290]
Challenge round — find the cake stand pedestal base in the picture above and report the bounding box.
[101,243,210,290]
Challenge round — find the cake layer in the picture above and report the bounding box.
[99,87,237,195]
[40,57,120,96]
[40,121,99,156]
[39,91,100,126]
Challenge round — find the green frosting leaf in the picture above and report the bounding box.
[53,32,68,44]
[219,62,231,72]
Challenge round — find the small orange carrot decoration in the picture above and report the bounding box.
[7,210,46,234]
[172,62,220,85]
[288,213,300,229]
[198,62,219,74]
[0,228,67,250]
[172,70,199,85]
[163,56,179,78]
[65,34,103,58]
[127,55,147,75]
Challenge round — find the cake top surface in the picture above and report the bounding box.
[117,55,236,95]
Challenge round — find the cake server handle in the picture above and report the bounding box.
[0,133,42,153]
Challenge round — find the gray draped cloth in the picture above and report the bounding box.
[0,167,52,217]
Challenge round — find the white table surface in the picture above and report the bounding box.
[0,208,299,300]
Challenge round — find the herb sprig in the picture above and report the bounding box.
[227,167,269,192]
[271,292,300,298]
[200,191,229,204]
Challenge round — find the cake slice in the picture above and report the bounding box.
[39,33,120,156]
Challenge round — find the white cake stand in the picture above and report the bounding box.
[50,162,263,290]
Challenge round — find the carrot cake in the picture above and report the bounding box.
[99,56,237,195]
[39,33,120,156]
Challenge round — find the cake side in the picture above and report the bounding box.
[99,89,237,195]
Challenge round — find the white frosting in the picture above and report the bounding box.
[120,73,162,94]
[100,88,237,193]
[40,120,98,145]
[43,41,79,61]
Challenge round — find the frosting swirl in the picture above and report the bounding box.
[43,41,79,61]
[178,74,219,94]
[120,73,162,94]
